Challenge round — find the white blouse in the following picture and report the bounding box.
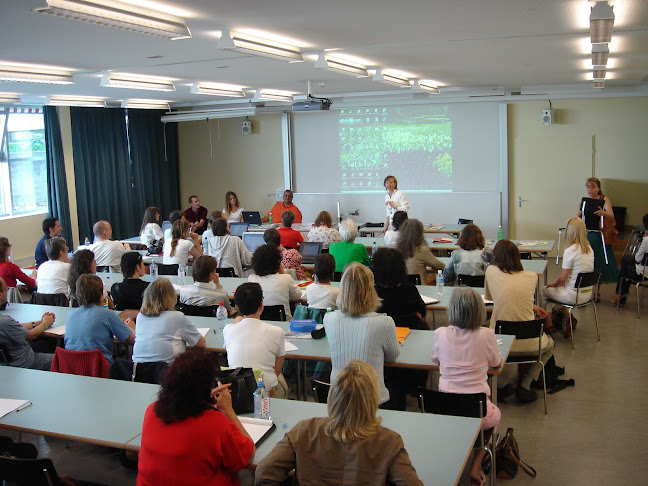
[223,207,244,223]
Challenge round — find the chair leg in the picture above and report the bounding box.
[568,310,575,350]
[540,362,547,414]
[592,303,600,341]
[637,284,642,320]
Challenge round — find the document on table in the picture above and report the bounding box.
[421,295,440,305]
[239,417,276,445]
[197,328,210,337]
[518,241,547,247]
[46,325,66,335]
[0,398,31,419]
[284,341,299,352]
[481,295,493,305]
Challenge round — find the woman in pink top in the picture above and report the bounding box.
[431,287,501,486]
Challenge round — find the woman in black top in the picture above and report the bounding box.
[110,252,149,311]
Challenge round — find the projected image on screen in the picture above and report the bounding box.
[339,105,452,193]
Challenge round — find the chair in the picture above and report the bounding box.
[418,388,493,486]
[50,348,110,378]
[157,263,179,276]
[0,455,108,486]
[407,274,421,285]
[260,304,286,322]
[216,267,236,277]
[333,271,343,282]
[27,292,69,307]
[495,319,548,414]
[0,344,10,364]
[458,218,473,225]
[543,271,600,349]
[457,274,485,287]
[109,358,168,384]
[391,312,428,331]
[178,303,218,317]
[311,379,330,403]
[617,253,648,319]
[7,287,23,303]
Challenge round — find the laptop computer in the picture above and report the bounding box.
[242,211,262,226]
[229,222,249,238]
[299,241,323,264]
[161,220,172,235]
[242,232,266,253]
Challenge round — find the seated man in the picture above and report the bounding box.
[262,190,302,224]
[36,237,71,298]
[614,212,648,305]
[278,210,305,250]
[34,217,63,267]
[88,220,125,273]
[111,252,150,311]
[183,195,208,235]
[0,277,56,370]
[179,255,231,315]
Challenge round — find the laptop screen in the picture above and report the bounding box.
[161,220,172,234]
[242,211,262,226]
[242,232,266,253]
[300,242,322,259]
[229,222,249,238]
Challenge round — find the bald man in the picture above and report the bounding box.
[88,221,125,273]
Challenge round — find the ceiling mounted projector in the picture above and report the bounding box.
[292,98,331,111]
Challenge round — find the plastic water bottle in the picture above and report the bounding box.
[437,269,444,296]
[177,263,186,285]
[84,237,90,246]
[254,379,271,419]
[268,212,274,224]
[150,260,158,280]
[497,226,503,241]
[216,301,227,328]
[372,241,377,258]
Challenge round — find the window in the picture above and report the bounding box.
[0,112,48,218]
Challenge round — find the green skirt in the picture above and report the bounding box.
[587,232,619,284]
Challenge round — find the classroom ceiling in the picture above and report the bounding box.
[1,0,647,108]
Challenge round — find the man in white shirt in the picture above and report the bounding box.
[36,237,71,298]
[89,221,125,273]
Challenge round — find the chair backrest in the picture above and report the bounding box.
[157,263,179,276]
[407,274,421,285]
[178,303,218,317]
[0,456,60,486]
[391,312,429,331]
[50,348,110,378]
[108,358,168,384]
[96,265,111,273]
[7,287,23,304]
[457,274,485,288]
[458,218,473,225]
[418,388,487,418]
[333,271,343,282]
[312,380,330,403]
[27,292,69,307]
[260,304,286,322]
[575,271,601,289]
[216,267,236,278]
[495,319,544,340]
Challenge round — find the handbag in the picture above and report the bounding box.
[147,239,163,255]
[493,427,537,479]
[218,367,257,414]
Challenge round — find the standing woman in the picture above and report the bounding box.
[140,207,164,247]
[223,191,244,223]
[383,175,409,233]
[577,177,619,292]
[163,219,202,266]
[396,219,444,285]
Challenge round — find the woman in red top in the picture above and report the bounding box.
[0,237,36,290]
[277,210,304,250]
[137,350,255,486]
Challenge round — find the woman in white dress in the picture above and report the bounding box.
[383,175,409,233]
[223,191,244,223]
[139,206,164,246]
[163,219,202,266]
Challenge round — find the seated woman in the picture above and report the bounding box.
[276,210,304,250]
[163,209,183,241]
[255,359,422,485]
[248,244,302,320]
[68,249,114,309]
[204,218,252,277]
[163,219,202,266]
[224,282,288,398]
[307,253,340,310]
[324,263,400,406]
[139,206,164,247]
[110,252,150,311]
[328,219,370,273]
[442,223,492,284]
[223,191,244,223]
[0,237,37,291]
[138,349,255,486]
[383,211,408,249]
[132,278,206,364]
[396,219,444,285]
[485,240,553,403]
[263,228,306,281]
[306,210,342,249]
[431,287,501,486]
[65,274,135,363]
[179,255,231,315]
[541,217,594,338]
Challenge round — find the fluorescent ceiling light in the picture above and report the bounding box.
[590,1,614,43]
[48,95,106,107]
[190,83,245,98]
[591,43,609,66]
[122,99,170,109]
[315,55,369,77]
[101,72,175,91]
[220,31,303,62]
[593,66,606,80]
[253,90,294,102]
[412,80,440,94]
[593,81,605,88]
[0,93,21,103]
[0,62,74,84]
[377,71,411,87]
[161,107,257,122]
[33,0,191,39]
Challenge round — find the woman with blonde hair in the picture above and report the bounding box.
[396,219,444,285]
[132,278,206,363]
[307,210,342,249]
[324,263,400,406]
[163,219,202,266]
[255,359,422,485]
[223,191,244,223]
[541,217,594,337]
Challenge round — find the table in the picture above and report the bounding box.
[359,223,466,237]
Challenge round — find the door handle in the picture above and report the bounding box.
[518,196,528,208]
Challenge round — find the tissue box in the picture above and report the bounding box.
[289,319,317,333]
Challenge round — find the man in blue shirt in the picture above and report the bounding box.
[34,217,63,267]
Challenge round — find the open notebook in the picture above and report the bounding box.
[239,417,276,445]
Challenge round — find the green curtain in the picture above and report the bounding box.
[70,107,137,240]
[127,109,180,222]
[43,106,73,248]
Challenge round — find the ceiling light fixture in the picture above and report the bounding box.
[101,72,175,91]
[592,66,606,80]
[122,99,170,109]
[0,92,21,103]
[379,72,411,87]
[253,90,294,102]
[33,0,191,39]
[591,43,609,66]
[220,31,303,62]
[314,54,369,77]
[412,80,440,94]
[0,62,74,84]
[593,81,605,88]
[590,1,614,44]
[190,83,245,98]
[48,95,106,107]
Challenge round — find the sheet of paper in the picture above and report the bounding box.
[239,417,275,444]
[300,289,307,299]
[197,328,210,337]
[481,295,493,305]
[284,341,298,352]
[46,325,66,336]
[421,295,440,305]
[172,284,181,291]
[0,398,30,419]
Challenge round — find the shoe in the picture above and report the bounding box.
[498,383,515,401]
[564,316,577,339]
[516,387,538,403]
[551,308,564,330]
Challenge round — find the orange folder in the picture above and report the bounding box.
[395,327,411,345]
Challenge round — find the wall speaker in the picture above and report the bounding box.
[542,109,553,125]
[241,120,252,135]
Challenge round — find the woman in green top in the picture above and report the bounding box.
[328,219,370,273]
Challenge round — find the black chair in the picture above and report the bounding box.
[418,388,493,486]
[457,218,473,225]
[543,271,600,349]
[495,319,548,414]
[407,274,421,285]
[457,274,485,287]
[312,379,330,403]
[178,303,218,317]
[27,292,69,307]
[109,359,169,384]
[157,263,179,276]
[0,455,108,486]
[617,253,648,319]
[333,271,343,282]
[95,265,111,273]
[216,267,236,277]
[260,304,286,322]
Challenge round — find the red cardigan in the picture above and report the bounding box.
[0,262,36,289]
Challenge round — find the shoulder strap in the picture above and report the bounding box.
[508,437,537,477]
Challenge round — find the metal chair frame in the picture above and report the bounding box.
[457,274,485,288]
[311,379,330,403]
[617,253,648,319]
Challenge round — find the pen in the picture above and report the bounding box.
[16,401,32,412]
